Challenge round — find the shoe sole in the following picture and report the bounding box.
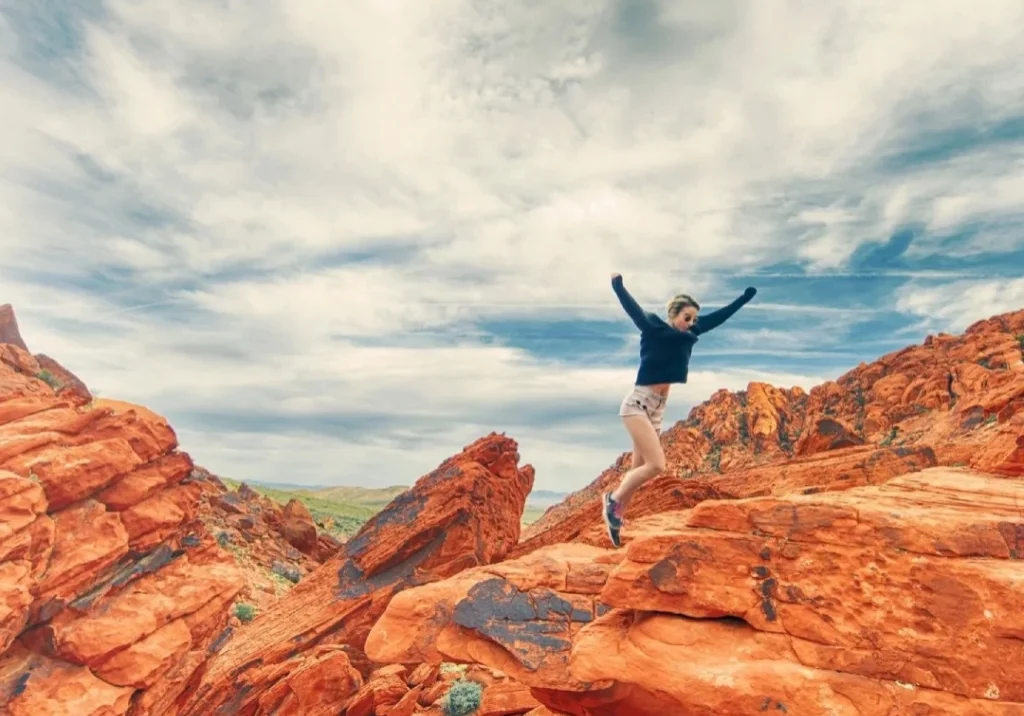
[601,493,621,548]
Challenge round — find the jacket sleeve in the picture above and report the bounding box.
[611,276,653,331]
[691,291,753,335]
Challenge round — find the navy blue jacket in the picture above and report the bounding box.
[612,275,754,385]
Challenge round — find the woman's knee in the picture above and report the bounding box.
[648,454,667,474]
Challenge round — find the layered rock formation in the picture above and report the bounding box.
[0,344,244,715]
[521,308,1024,554]
[196,472,341,613]
[368,467,1024,715]
[178,432,535,715]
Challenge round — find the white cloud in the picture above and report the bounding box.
[2,0,1023,490]
[895,278,1024,333]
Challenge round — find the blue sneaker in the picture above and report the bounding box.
[602,492,623,548]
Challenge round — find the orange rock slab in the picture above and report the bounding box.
[478,680,543,715]
[255,645,364,716]
[366,543,619,692]
[0,643,133,716]
[514,444,936,557]
[178,433,534,716]
[369,467,1024,713]
[568,610,1024,716]
[603,469,1024,701]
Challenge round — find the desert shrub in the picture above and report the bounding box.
[216,531,231,547]
[234,602,256,623]
[441,679,482,716]
[36,369,63,390]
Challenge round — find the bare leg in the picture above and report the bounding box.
[611,415,666,510]
[630,438,645,471]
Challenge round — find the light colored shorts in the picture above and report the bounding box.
[618,385,667,433]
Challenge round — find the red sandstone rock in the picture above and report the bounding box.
[602,469,1024,702]
[971,412,1024,476]
[95,452,193,511]
[22,546,242,683]
[316,530,342,561]
[0,351,244,716]
[408,663,440,689]
[478,680,543,715]
[794,416,865,454]
[344,669,408,716]
[389,684,424,716]
[280,498,318,555]
[29,499,129,624]
[178,433,534,715]
[191,472,330,614]
[254,645,364,716]
[0,642,134,716]
[33,354,91,402]
[569,610,1024,715]
[0,305,29,352]
[512,444,936,557]
[366,467,1024,714]
[0,346,40,383]
[366,543,620,691]
[0,561,32,655]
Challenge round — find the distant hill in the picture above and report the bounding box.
[221,478,560,531]
[298,484,408,509]
[527,489,570,507]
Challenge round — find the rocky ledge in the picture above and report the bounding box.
[367,467,1024,715]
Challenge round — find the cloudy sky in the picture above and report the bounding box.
[2,1,1023,492]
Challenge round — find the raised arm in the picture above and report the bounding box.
[611,274,653,331]
[691,287,757,335]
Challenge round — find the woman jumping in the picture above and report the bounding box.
[602,273,757,547]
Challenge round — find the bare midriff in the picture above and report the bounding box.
[647,383,671,396]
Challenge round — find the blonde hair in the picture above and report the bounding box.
[666,293,700,318]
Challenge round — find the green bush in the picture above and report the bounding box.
[441,679,482,716]
[35,369,63,391]
[234,602,256,623]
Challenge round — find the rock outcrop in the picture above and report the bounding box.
[522,309,1024,555]
[367,467,1024,715]
[511,444,937,557]
[178,432,535,715]
[0,305,91,402]
[195,472,339,613]
[0,344,244,716]
[0,306,29,353]
[278,498,319,555]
